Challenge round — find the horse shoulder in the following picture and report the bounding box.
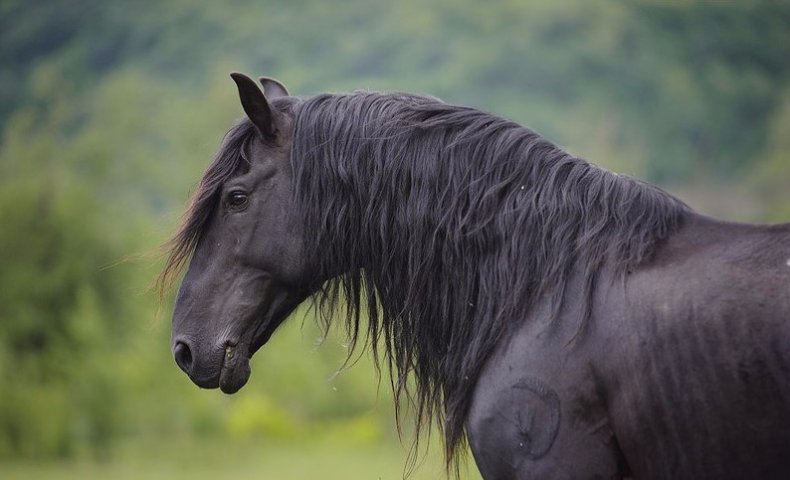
[467,304,630,480]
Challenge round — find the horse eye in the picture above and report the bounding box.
[227,191,249,209]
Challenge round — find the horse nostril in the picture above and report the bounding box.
[173,341,193,374]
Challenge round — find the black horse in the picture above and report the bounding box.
[162,73,790,479]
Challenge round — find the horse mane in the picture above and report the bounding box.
[289,92,690,469]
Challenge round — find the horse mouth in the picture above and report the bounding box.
[216,293,301,394]
[218,342,251,394]
[208,286,311,395]
[217,321,280,394]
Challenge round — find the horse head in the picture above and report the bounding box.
[168,73,310,393]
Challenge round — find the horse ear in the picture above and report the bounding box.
[230,72,277,139]
[258,76,289,98]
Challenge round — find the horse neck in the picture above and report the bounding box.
[294,95,689,319]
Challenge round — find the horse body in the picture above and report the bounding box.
[163,73,790,479]
[469,214,790,479]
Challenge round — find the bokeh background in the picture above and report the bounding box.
[1,1,789,478]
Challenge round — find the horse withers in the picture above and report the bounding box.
[162,73,790,479]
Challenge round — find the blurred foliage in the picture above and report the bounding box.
[0,0,788,476]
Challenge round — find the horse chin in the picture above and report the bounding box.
[216,311,281,394]
[218,343,252,394]
[216,289,310,394]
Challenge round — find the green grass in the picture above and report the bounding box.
[2,436,483,480]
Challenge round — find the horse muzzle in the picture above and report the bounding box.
[170,280,312,393]
[172,337,251,392]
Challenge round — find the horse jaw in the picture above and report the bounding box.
[217,285,311,394]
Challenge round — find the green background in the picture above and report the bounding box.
[1,0,789,478]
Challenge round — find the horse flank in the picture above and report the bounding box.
[162,90,690,468]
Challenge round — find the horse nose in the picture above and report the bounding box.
[173,340,194,374]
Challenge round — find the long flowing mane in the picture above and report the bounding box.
[288,92,690,467]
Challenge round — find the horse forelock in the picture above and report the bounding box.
[158,119,256,295]
[289,91,690,470]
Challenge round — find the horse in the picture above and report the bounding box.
[161,72,790,479]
